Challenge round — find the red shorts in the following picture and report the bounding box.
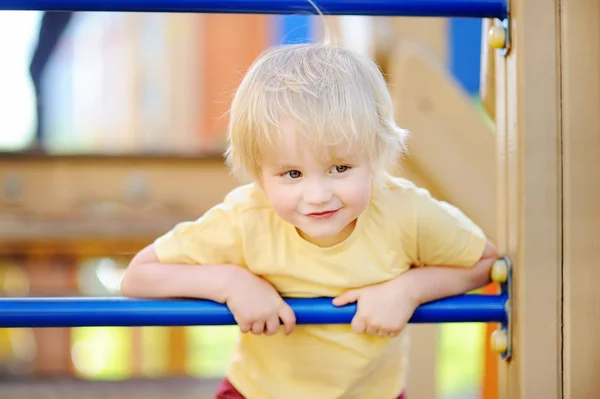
[216,378,406,399]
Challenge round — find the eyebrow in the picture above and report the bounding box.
[272,157,357,169]
[274,164,301,171]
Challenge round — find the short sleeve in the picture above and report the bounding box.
[412,188,487,267]
[153,192,246,266]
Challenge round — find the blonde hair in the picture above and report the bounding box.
[225,42,408,182]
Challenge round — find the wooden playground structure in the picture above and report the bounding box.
[0,0,599,398]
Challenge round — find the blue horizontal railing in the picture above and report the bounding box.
[0,294,507,328]
[0,0,508,19]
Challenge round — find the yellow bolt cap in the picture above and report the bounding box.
[491,329,508,354]
[488,26,506,49]
[491,259,509,283]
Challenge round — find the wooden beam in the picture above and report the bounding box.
[480,18,496,122]
[393,158,445,200]
[390,17,448,63]
[390,43,497,241]
[495,0,562,397]
[560,0,600,396]
[0,155,240,243]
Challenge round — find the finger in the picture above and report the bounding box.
[351,316,366,334]
[332,290,360,307]
[278,303,297,335]
[377,329,389,337]
[265,315,280,336]
[238,323,252,334]
[388,330,401,338]
[235,317,252,334]
[251,320,265,335]
[365,325,380,336]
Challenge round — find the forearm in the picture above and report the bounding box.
[121,261,242,303]
[398,261,493,305]
[399,240,499,305]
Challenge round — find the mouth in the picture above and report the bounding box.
[305,209,340,220]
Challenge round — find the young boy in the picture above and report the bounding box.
[121,42,498,399]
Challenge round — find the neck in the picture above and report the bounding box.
[297,219,357,248]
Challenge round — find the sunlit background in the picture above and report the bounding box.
[0,11,40,150]
[0,9,494,399]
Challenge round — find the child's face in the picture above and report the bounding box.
[260,128,373,248]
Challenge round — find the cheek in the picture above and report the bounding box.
[339,174,372,208]
[271,194,297,215]
[263,181,299,215]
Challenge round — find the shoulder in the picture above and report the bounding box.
[373,175,473,222]
[153,184,266,265]
[219,183,281,233]
[365,175,425,237]
[371,174,432,211]
[222,183,266,206]
[168,183,270,235]
[216,183,271,216]
[360,175,428,262]
[368,174,446,236]
[156,183,270,244]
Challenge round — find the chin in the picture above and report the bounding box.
[305,230,340,239]
[298,224,345,239]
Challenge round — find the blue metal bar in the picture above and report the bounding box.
[0,0,508,19]
[0,294,507,328]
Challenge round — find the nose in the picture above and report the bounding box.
[303,178,333,206]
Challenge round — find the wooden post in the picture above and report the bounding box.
[482,282,499,399]
[495,0,562,397]
[199,14,271,151]
[479,18,496,122]
[167,327,188,376]
[560,0,600,397]
[25,252,78,376]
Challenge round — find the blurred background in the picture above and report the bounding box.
[0,10,497,399]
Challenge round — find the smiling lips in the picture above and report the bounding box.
[305,209,340,220]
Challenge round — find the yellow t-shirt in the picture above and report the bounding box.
[154,176,486,399]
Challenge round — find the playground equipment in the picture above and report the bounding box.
[1,0,599,398]
[0,269,510,327]
[0,0,513,346]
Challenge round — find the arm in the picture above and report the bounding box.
[332,239,499,336]
[121,244,297,335]
[120,244,243,304]
[399,239,499,305]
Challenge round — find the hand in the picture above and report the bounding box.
[332,276,420,337]
[224,268,296,336]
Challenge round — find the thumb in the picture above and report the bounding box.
[332,289,360,307]
[278,301,296,335]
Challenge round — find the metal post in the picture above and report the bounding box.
[0,0,508,19]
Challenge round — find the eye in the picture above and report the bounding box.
[331,165,350,174]
[284,170,302,179]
